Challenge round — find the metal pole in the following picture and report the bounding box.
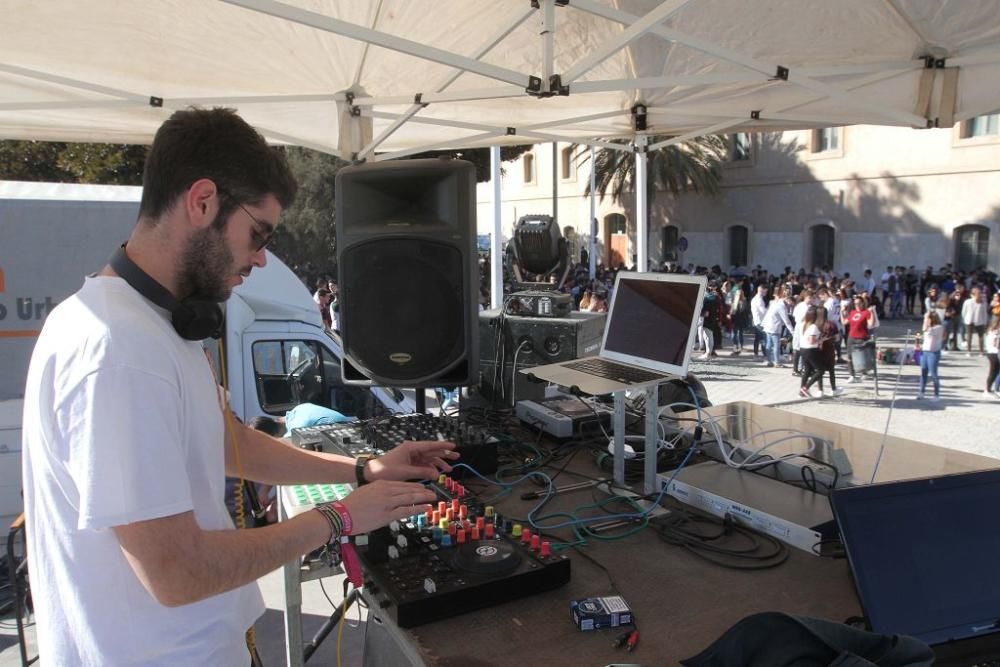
[635,135,648,272]
[490,145,503,309]
[552,142,558,224]
[589,146,597,278]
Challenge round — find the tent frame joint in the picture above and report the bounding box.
[771,66,789,81]
[149,96,163,108]
[632,103,648,131]
[923,55,947,69]
[530,0,569,7]
[526,74,569,97]
[506,127,517,135]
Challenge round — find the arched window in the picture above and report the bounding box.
[560,146,574,180]
[810,224,835,270]
[728,225,749,267]
[662,225,680,262]
[523,153,535,184]
[954,224,990,271]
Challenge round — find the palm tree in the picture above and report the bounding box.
[586,134,726,202]
[582,134,727,265]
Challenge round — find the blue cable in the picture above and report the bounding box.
[450,428,700,532]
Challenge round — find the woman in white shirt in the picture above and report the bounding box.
[918,311,945,400]
[798,307,822,398]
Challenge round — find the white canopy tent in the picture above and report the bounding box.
[3,0,1000,274]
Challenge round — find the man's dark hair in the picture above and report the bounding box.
[139,107,297,225]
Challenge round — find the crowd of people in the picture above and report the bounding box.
[518,256,1000,401]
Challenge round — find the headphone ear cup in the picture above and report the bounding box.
[172,301,224,341]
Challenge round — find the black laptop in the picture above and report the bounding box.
[831,469,1000,666]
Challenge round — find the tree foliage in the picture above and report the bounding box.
[584,134,727,204]
[267,146,346,286]
[0,140,146,184]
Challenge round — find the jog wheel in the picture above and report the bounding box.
[451,539,522,575]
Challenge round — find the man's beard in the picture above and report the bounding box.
[178,225,237,303]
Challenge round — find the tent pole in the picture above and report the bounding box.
[589,146,597,279]
[635,135,648,272]
[491,145,503,310]
[552,142,558,228]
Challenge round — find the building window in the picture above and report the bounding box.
[961,114,999,139]
[812,127,840,153]
[662,225,679,263]
[729,133,752,162]
[728,225,749,267]
[560,146,574,180]
[810,225,835,271]
[523,152,535,184]
[954,224,990,271]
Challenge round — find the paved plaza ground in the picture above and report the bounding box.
[692,316,1000,462]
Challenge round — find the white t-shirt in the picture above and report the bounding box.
[22,277,264,666]
[800,323,821,349]
[922,324,945,352]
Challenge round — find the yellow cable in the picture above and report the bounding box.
[336,592,350,667]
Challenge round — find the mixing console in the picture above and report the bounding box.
[290,414,500,478]
[357,473,571,627]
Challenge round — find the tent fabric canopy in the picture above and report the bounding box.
[3,0,1000,158]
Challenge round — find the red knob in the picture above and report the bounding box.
[437,501,447,515]
[521,528,532,544]
[425,509,434,523]
[445,508,454,522]
[459,505,468,520]
[530,534,541,551]
[471,526,480,540]
[485,524,495,538]
[456,485,466,498]
[540,541,552,557]
[431,510,441,524]
[448,521,457,536]
[475,516,485,531]
[457,528,466,544]
[451,499,460,513]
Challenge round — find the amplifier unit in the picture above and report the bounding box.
[478,309,605,401]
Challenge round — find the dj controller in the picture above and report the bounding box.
[288,415,571,627]
[290,413,500,478]
[357,473,571,628]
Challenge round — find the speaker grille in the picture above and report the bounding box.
[341,238,464,383]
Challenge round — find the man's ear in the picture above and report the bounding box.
[185,178,221,230]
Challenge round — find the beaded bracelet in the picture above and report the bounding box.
[314,502,345,544]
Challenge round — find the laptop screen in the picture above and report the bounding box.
[831,469,1000,646]
[601,272,706,376]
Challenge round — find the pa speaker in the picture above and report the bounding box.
[336,159,478,387]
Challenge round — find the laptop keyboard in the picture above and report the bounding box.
[564,358,667,384]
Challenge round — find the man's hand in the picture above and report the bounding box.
[338,480,437,535]
[365,440,460,482]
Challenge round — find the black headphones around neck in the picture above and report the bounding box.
[109,245,224,341]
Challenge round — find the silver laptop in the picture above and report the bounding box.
[522,272,707,395]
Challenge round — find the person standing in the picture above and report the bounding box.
[798,308,822,398]
[945,284,967,351]
[20,108,453,665]
[918,311,945,400]
[984,316,1000,398]
[729,280,749,355]
[842,294,875,383]
[750,284,768,357]
[962,287,989,356]
[761,286,794,368]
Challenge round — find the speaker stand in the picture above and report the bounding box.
[414,390,426,414]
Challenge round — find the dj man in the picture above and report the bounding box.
[21,107,457,665]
